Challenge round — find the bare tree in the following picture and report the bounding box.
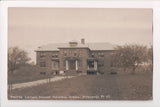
[111,44,148,74]
[8,47,31,75]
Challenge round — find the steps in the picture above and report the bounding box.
[65,70,78,76]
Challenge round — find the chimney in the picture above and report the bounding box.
[81,38,85,44]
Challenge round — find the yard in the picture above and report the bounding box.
[8,70,152,100]
[8,65,53,84]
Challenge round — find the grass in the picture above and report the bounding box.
[8,70,153,100]
[8,65,52,84]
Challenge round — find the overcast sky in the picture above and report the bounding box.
[8,8,153,62]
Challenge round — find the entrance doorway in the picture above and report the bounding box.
[69,60,76,70]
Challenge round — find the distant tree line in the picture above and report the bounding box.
[111,44,153,74]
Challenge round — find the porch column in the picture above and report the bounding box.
[87,65,89,70]
[66,60,68,70]
[94,60,97,70]
[76,60,78,70]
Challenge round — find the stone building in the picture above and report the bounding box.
[35,39,115,74]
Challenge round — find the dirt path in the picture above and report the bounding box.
[10,76,75,90]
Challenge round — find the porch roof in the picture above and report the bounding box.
[64,57,79,60]
[87,58,98,61]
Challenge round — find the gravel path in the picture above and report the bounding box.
[10,76,75,90]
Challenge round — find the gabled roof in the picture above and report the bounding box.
[35,42,115,51]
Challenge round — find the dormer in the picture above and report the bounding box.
[69,40,78,47]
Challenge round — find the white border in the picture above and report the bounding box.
[1,1,160,107]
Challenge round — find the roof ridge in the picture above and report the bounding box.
[36,42,115,51]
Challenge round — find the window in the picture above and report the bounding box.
[56,54,58,57]
[40,54,45,58]
[79,62,82,67]
[64,53,67,57]
[52,54,58,58]
[91,53,94,57]
[79,50,82,56]
[88,61,94,68]
[40,62,46,67]
[98,61,104,67]
[64,60,66,67]
[98,53,104,58]
[74,50,78,56]
[98,63,104,67]
[52,61,59,70]
[63,51,67,57]
[99,55,104,58]
[74,53,77,56]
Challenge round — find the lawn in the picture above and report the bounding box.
[8,71,152,100]
[8,65,53,84]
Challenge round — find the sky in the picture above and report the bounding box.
[8,8,153,62]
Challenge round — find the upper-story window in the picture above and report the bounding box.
[79,50,82,56]
[64,53,67,57]
[91,53,94,57]
[52,54,58,58]
[74,50,77,56]
[40,53,46,58]
[64,53,67,56]
[74,53,77,56]
[98,52,104,58]
[63,50,67,57]
[55,54,58,57]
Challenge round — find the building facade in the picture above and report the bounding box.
[35,39,115,74]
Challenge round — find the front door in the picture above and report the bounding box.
[69,60,76,70]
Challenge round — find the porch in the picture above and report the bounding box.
[87,58,98,74]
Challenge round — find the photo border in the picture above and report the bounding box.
[0,1,160,107]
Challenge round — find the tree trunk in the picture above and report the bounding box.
[131,66,136,74]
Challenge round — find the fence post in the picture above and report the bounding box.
[49,76,51,83]
[11,83,12,93]
[8,82,12,93]
[47,76,51,84]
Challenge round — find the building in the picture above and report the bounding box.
[35,39,115,74]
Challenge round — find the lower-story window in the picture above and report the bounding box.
[52,61,59,70]
[40,62,46,67]
[88,61,94,68]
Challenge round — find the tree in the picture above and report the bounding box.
[111,44,148,74]
[8,47,31,75]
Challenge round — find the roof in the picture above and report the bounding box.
[87,43,115,51]
[35,42,115,51]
